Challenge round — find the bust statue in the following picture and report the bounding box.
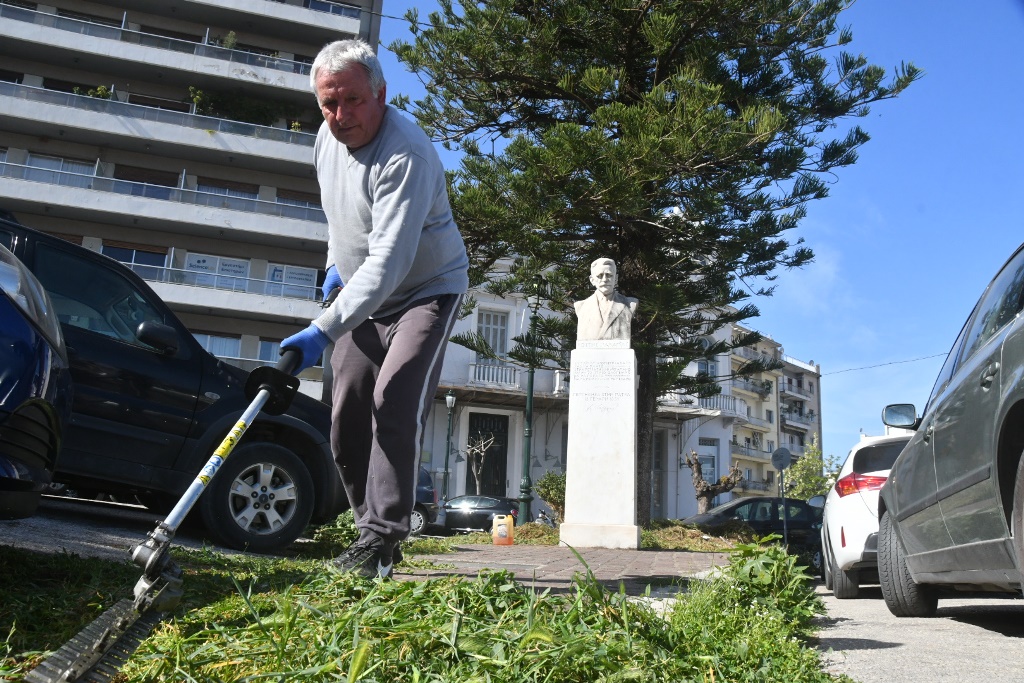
[574,258,638,344]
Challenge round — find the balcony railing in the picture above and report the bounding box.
[732,345,773,361]
[781,411,815,428]
[469,362,519,388]
[736,479,770,492]
[745,414,773,430]
[732,376,771,396]
[731,444,772,461]
[304,0,362,19]
[0,162,327,223]
[125,263,320,302]
[1,4,315,76]
[0,82,315,147]
[780,381,813,400]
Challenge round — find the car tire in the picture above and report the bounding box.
[878,509,937,617]
[199,442,314,553]
[410,505,427,536]
[831,549,860,599]
[823,537,834,590]
[1011,455,1024,582]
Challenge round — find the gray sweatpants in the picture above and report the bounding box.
[329,293,462,543]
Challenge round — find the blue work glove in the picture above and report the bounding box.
[321,265,343,302]
[280,323,331,374]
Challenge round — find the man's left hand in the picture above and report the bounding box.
[280,323,331,374]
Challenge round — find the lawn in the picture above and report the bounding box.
[1,516,846,682]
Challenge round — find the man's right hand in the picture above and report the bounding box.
[322,265,343,302]
[280,323,331,374]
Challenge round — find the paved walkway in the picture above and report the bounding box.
[400,543,730,596]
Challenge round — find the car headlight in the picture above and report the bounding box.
[0,245,65,353]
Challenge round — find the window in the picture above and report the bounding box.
[477,309,508,360]
[766,470,775,485]
[196,178,259,200]
[25,153,94,188]
[697,359,717,377]
[959,248,1024,366]
[101,244,167,281]
[258,340,280,362]
[33,243,167,349]
[276,189,322,210]
[766,409,774,424]
[193,333,241,358]
[0,69,22,84]
[266,263,318,300]
[184,252,249,292]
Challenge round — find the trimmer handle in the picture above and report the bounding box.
[276,348,302,376]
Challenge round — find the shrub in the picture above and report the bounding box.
[533,471,565,521]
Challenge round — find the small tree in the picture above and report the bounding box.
[534,471,566,521]
[464,433,496,495]
[684,450,743,514]
[781,434,841,499]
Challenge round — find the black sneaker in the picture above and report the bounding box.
[328,539,395,580]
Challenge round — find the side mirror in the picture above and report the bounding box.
[807,494,826,509]
[137,321,179,354]
[882,403,919,430]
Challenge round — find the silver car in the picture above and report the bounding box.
[879,241,1024,616]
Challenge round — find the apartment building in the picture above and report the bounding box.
[0,0,381,390]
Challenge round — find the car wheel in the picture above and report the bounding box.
[1011,455,1024,582]
[199,442,314,553]
[878,509,937,617]
[410,505,427,536]
[831,549,859,599]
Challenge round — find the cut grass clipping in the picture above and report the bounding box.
[3,538,846,682]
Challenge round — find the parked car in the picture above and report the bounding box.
[0,218,346,552]
[682,496,823,566]
[821,434,911,598]
[878,240,1024,617]
[411,466,440,535]
[442,494,519,533]
[0,242,72,518]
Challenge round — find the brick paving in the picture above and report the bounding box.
[399,543,730,596]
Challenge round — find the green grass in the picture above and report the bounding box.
[1,521,845,683]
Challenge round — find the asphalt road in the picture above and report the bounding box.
[5,497,1024,682]
[816,584,1024,682]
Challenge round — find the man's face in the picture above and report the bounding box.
[316,65,387,150]
[590,264,616,296]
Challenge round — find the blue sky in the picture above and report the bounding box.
[374,0,1024,460]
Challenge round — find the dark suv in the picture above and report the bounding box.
[878,240,1024,616]
[0,218,346,552]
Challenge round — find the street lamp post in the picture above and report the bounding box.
[443,390,456,502]
[519,276,543,522]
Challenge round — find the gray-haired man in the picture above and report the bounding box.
[281,39,468,578]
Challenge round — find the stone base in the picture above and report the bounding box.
[559,523,641,550]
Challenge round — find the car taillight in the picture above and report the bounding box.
[510,508,518,518]
[834,472,887,497]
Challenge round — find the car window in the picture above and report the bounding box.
[852,440,908,474]
[959,247,1024,366]
[730,501,755,521]
[925,319,970,414]
[418,468,432,486]
[33,243,168,350]
[778,501,810,523]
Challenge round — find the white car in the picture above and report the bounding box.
[821,434,911,598]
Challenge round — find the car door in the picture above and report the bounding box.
[888,328,965,557]
[933,247,1024,550]
[28,239,203,488]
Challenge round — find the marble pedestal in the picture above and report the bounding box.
[559,344,641,549]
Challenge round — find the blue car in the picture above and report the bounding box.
[0,242,72,518]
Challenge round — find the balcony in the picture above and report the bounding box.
[735,479,770,493]
[0,4,312,85]
[127,263,320,302]
[780,380,813,401]
[781,410,816,430]
[0,83,315,173]
[659,391,750,421]
[731,444,772,462]
[744,414,774,432]
[0,161,326,248]
[732,345,774,362]
[732,376,772,399]
[469,362,520,389]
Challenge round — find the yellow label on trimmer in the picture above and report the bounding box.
[214,419,247,458]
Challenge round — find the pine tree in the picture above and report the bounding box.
[391,0,918,525]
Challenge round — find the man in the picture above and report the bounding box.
[281,39,468,579]
[574,258,638,343]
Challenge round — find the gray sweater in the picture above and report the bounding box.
[312,107,469,341]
